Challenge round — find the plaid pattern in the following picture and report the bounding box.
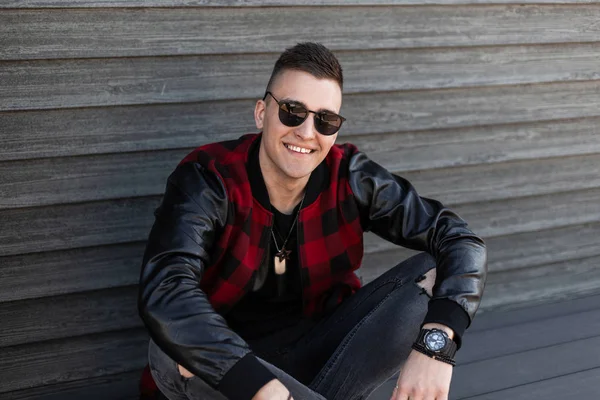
[179,134,364,317]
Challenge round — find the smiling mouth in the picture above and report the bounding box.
[284,143,315,154]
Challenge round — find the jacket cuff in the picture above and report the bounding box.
[422,298,470,350]
[218,353,276,400]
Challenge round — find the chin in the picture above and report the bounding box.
[281,166,314,180]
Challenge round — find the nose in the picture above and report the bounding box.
[294,114,318,140]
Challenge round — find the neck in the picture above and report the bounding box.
[259,145,308,215]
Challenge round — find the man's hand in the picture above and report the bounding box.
[178,364,194,378]
[390,350,453,400]
[252,379,293,400]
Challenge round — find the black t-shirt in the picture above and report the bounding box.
[226,202,304,341]
[225,149,305,341]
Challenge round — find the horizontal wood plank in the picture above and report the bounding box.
[364,253,600,313]
[5,6,600,60]
[359,220,600,280]
[2,370,141,400]
[0,242,144,303]
[0,329,148,394]
[4,81,600,162]
[3,1,600,8]
[5,145,600,209]
[0,149,182,209]
[3,185,600,257]
[0,100,254,162]
[401,152,600,205]
[480,254,600,311]
[450,334,600,398]
[8,43,600,111]
[362,185,600,255]
[0,196,161,257]
[457,305,600,365]
[6,221,600,303]
[0,286,141,348]
[462,368,600,400]
[469,293,600,332]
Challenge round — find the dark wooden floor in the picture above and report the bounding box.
[369,294,600,400]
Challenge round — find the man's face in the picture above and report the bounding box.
[255,69,342,184]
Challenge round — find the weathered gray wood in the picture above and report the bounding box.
[0,329,148,394]
[362,185,600,255]
[8,43,600,111]
[364,253,600,313]
[5,146,600,209]
[0,242,144,303]
[450,334,600,398]
[457,307,600,365]
[360,220,600,281]
[3,220,597,306]
[5,221,599,304]
[0,149,182,209]
[3,370,141,400]
[3,185,600,257]
[398,153,600,205]
[0,101,253,162]
[0,55,275,112]
[356,119,600,173]
[4,82,600,162]
[0,286,141,348]
[5,6,600,60]
[462,368,600,400]
[0,196,160,257]
[470,294,600,333]
[480,254,600,311]
[3,0,600,7]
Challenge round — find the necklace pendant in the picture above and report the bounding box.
[274,248,292,275]
[274,255,286,275]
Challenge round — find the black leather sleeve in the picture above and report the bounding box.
[138,162,253,389]
[348,151,488,328]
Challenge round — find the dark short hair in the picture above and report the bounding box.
[266,42,343,92]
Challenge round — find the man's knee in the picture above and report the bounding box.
[415,267,436,298]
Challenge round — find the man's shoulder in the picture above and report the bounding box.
[177,133,258,168]
[329,141,360,161]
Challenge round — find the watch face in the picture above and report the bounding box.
[424,330,447,352]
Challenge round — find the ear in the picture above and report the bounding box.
[254,99,266,130]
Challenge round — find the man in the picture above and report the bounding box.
[139,42,487,400]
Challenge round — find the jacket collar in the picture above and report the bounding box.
[247,133,329,212]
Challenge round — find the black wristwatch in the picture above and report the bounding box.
[412,328,457,365]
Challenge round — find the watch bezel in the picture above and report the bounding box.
[423,328,449,353]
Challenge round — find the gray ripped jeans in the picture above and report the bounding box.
[148,252,436,400]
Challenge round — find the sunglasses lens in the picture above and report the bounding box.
[279,103,308,127]
[315,113,343,136]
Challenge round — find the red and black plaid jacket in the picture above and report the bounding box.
[139,133,487,394]
[178,133,363,317]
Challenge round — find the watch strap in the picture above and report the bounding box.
[412,342,456,366]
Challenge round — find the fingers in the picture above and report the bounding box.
[393,386,448,400]
[177,364,194,378]
[389,384,398,400]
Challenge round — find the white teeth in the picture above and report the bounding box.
[285,144,312,154]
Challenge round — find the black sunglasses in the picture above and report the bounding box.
[263,91,346,136]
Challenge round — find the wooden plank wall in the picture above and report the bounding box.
[2,2,600,397]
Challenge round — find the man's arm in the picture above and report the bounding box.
[347,150,488,347]
[138,162,275,399]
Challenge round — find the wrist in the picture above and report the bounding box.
[413,326,458,366]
